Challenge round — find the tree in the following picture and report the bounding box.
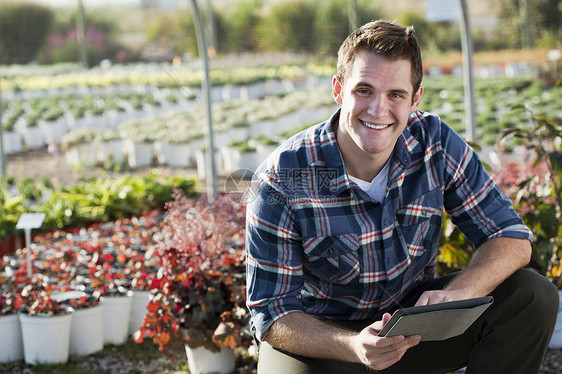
[222,0,263,53]
[37,10,129,66]
[0,2,54,64]
[255,0,317,53]
[314,0,381,55]
[495,0,561,48]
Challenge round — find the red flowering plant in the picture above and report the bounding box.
[496,106,562,287]
[53,286,103,310]
[0,285,17,315]
[15,282,73,316]
[134,190,251,356]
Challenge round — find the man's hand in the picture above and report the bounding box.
[354,313,421,370]
[414,289,467,306]
[415,238,532,308]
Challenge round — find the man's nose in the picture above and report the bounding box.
[367,94,388,117]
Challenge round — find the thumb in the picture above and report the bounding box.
[371,312,393,333]
[382,312,392,326]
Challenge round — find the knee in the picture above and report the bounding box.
[500,268,559,322]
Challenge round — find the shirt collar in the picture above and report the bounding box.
[319,110,352,196]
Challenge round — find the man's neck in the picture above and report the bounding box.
[345,156,389,182]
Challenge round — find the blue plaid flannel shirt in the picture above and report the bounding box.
[245,109,533,341]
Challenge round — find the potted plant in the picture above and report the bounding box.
[16,282,75,365]
[21,112,45,149]
[120,121,156,168]
[88,255,134,346]
[61,128,100,167]
[0,281,24,363]
[97,128,124,165]
[52,288,105,356]
[134,190,251,374]
[122,246,159,336]
[221,140,259,175]
[2,112,23,154]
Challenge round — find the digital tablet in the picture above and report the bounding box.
[378,296,493,341]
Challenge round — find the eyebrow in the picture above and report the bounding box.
[355,82,411,96]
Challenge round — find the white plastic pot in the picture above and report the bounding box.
[128,290,150,335]
[185,345,236,374]
[0,313,24,363]
[19,308,74,365]
[70,304,104,356]
[102,291,134,345]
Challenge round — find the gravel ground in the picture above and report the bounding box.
[0,339,560,374]
[3,148,562,373]
[0,338,258,374]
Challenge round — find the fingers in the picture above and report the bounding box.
[414,290,450,306]
[415,290,468,306]
[364,335,421,371]
[359,314,421,371]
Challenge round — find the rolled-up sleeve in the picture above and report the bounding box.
[245,173,304,341]
[441,124,533,247]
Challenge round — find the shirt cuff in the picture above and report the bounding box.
[249,300,303,342]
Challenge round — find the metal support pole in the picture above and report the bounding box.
[519,0,533,49]
[189,0,217,202]
[0,66,5,177]
[458,0,476,142]
[347,0,358,33]
[205,0,218,55]
[76,0,88,67]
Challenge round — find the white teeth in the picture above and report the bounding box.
[361,120,390,130]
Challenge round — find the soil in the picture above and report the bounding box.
[3,147,562,373]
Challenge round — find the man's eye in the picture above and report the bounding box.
[357,89,371,95]
[389,93,403,99]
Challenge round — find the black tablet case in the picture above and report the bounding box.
[378,296,493,341]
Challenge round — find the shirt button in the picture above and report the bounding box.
[421,210,428,216]
[383,218,387,226]
[386,258,391,264]
[328,248,335,255]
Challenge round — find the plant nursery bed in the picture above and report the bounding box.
[6,146,199,188]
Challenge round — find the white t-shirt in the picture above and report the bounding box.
[348,159,391,203]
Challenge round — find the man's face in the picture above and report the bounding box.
[333,50,423,171]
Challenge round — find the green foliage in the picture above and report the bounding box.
[397,11,460,52]
[255,0,317,52]
[222,0,263,53]
[0,179,25,239]
[0,173,198,238]
[145,10,189,57]
[0,2,54,64]
[313,0,380,55]
[496,0,561,48]
[437,212,475,275]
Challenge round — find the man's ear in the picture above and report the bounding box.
[410,85,424,111]
[332,75,343,105]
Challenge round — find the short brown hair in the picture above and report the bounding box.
[336,20,423,96]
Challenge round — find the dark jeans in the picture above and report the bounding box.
[257,268,559,374]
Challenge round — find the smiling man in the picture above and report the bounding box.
[245,20,558,373]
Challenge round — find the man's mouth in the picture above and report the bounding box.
[360,120,391,130]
